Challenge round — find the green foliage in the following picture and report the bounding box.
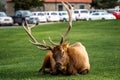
[13,0,44,10]
[0,20,120,80]
[0,0,6,11]
[91,0,119,9]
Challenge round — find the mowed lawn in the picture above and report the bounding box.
[0,20,120,80]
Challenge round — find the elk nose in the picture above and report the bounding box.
[56,62,61,68]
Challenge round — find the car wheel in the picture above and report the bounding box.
[63,18,67,22]
[102,18,105,20]
[9,24,13,26]
[89,18,92,20]
[18,23,22,26]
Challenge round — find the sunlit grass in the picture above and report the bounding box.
[0,20,120,80]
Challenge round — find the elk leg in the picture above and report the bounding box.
[39,53,51,74]
[67,65,77,75]
[49,55,55,73]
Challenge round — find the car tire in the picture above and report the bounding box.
[18,23,22,26]
[63,18,67,22]
[102,18,105,20]
[89,18,92,20]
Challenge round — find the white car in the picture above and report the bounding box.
[88,12,116,20]
[45,11,60,22]
[29,12,47,24]
[74,9,89,20]
[59,11,76,22]
[0,12,13,26]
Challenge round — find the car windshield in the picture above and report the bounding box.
[0,12,7,17]
[22,11,32,16]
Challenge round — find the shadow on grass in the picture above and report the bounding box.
[0,69,72,80]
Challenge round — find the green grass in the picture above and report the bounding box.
[0,20,120,80]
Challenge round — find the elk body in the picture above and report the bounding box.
[39,42,90,75]
[23,2,90,75]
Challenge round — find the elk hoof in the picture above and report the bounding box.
[50,70,58,75]
[80,69,88,75]
[39,69,45,74]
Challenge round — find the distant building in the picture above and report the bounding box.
[5,0,92,15]
[43,0,92,11]
[5,0,14,15]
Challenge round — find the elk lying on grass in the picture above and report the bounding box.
[23,2,90,75]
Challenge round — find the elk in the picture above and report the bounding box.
[23,2,90,75]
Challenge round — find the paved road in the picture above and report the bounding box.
[0,22,60,28]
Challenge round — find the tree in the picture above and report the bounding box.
[13,0,44,11]
[91,0,119,9]
[0,0,6,12]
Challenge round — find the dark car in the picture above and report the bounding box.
[12,10,32,25]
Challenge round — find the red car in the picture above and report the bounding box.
[113,11,120,19]
[107,9,120,19]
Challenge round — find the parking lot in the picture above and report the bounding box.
[0,9,120,27]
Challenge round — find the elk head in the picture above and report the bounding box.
[23,2,73,74]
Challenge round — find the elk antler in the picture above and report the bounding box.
[23,20,53,50]
[60,2,73,44]
[23,2,73,50]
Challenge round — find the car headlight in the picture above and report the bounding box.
[0,18,3,21]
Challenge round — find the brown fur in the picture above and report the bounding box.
[39,42,90,75]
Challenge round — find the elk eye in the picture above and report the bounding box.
[53,54,56,59]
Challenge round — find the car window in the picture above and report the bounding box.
[92,13,99,15]
[15,11,22,16]
[51,13,57,15]
[101,12,108,15]
[74,11,79,14]
[80,11,88,13]
[62,13,67,15]
[33,13,37,16]
[47,13,49,15]
[59,13,62,16]
[0,12,7,17]
[38,13,44,16]
[22,11,32,16]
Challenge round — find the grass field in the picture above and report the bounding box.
[0,20,120,80]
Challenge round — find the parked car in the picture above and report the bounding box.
[87,12,116,20]
[107,9,120,19]
[89,9,107,14]
[0,12,13,26]
[29,12,47,24]
[113,9,120,19]
[74,9,89,20]
[59,11,76,22]
[11,10,32,25]
[45,11,60,22]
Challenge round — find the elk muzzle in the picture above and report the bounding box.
[55,62,66,72]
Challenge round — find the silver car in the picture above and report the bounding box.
[0,12,13,26]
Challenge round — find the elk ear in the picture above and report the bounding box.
[62,41,69,49]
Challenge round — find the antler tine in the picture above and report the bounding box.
[23,20,37,43]
[23,20,52,50]
[48,37,58,45]
[60,2,73,44]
